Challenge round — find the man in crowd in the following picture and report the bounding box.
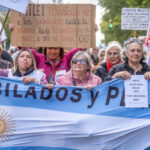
[91,47,99,66]
[0,43,12,69]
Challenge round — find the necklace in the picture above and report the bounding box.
[129,63,142,74]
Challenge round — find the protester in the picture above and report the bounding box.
[9,23,98,84]
[95,41,122,82]
[31,47,85,83]
[8,46,19,56]
[56,51,102,89]
[0,44,12,69]
[0,48,48,85]
[1,49,13,65]
[91,47,99,66]
[105,38,150,81]
[93,48,106,72]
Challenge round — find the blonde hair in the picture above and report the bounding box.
[12,48,37,73]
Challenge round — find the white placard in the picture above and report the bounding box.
[121,8,150,31]
[125,75,148,108]
[0,0,29,14]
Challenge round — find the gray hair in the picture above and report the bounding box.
[12,48,37,73]
[124,38,144,51]
[123,37,146,62]
[71,51,93,72]
[98,48,105,58]
[105,41,122,61]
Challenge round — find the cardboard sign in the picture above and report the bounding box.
[0,0,29,14]
[11,4,96,48]
[121,8,150,31]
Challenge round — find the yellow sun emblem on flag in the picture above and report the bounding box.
[0,109,16,142]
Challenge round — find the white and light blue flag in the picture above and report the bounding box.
[0,77,150,150]
[0,0,29,14]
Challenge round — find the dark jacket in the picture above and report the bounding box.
[2,49,13,65]
[0,58,12,69]
[105,62,150,81]
[91,55,99,66]
[95,62,108,82]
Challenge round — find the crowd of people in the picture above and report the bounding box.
[0,35,150,90]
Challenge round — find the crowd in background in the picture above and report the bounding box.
[0,24,150,89]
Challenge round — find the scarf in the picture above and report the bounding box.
[13,67,34,77]
[48,57,60,83]
[107,60,115,72]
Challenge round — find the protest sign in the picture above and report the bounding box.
[121,8,150,30]
[125,75,148,108]
[1,77,150,149]
[11,4,96,48]
[0,0,29,14]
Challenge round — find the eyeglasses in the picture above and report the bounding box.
[124,38,143,47]
[107,52,119,56]
[72,59,87,64]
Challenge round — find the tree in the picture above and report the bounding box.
[98,0,149,45]
[0,12,11,50]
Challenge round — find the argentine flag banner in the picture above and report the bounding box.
[0,76,150,150]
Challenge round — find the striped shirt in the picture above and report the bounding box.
[0,58,12,69]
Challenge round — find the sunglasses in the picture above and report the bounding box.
[72,59,87,64]
[124,38,143,47]
[107,52,119,56]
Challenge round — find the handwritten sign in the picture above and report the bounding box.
[121,8,150,31]
[11,4,96,48]
[0,0,29,14]
[125,75,148,108]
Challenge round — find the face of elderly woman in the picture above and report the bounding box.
[18,51,32,71]
[107,46,120,64]
[72,55,88,73]
[99,51,105,62]
[125,43,143,64]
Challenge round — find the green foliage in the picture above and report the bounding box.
[0,12,11,50]
[98,0,148,45]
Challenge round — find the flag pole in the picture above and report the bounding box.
[0,9,10,36]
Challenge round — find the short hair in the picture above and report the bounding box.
[123,37,146,62]
[124,37,144,51]
[12,48,37,73]
[105,41,122,61]
[71,51,93,72]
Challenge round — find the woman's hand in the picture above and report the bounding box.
[46,84,54,89]
[113,71,131,80]
[144,72,150,80]
[22,76,35,84]
[94,24,98,32]
[9,23,14,31]
[85,85,94,90]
